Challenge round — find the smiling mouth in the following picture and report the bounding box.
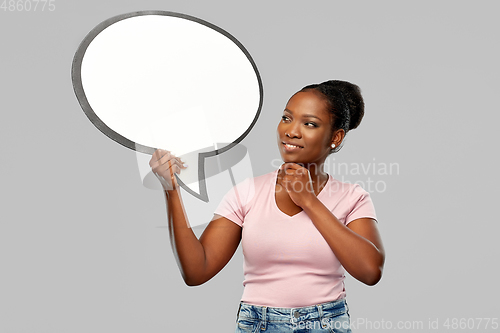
[282,142,303,149]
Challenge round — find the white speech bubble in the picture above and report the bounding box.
[72,11,263,201]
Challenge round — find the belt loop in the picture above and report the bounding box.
[290,308,296,325]
[317,303,327,329]
[317,303,324,317]
[260,306,267,330]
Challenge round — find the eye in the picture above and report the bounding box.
[281,115,291,122]
[305,122,318,128]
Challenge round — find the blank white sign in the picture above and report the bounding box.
[72,11,263,200]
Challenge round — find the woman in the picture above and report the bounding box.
[149,80,385,332]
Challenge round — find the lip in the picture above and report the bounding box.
[282,141,304,151]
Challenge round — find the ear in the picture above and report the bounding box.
[330,129,345,148]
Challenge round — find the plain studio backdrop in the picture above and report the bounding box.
[1,1,498,332]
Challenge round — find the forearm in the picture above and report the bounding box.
[164,188,207,286]
[303,198,384,285]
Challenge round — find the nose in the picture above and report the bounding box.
[285,121,301,139]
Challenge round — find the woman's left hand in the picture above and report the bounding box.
[279,163,318,207]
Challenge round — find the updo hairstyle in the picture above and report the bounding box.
[300,80,365,153]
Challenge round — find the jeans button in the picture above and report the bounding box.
[294,312,300,318]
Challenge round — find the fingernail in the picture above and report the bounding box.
[183,163,188,168]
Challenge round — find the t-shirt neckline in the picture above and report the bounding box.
[272,168,331,218]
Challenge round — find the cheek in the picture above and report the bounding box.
[276,122,286,135]
[307,132,330,150]
[276,124,284,142]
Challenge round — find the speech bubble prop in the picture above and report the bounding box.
[72,11,263,201]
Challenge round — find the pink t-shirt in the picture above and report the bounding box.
[214,168,377,307]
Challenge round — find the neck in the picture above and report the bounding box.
[309,163,328,182]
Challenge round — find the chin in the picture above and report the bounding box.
[280,155,305,165]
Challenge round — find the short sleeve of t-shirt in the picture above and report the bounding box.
[214,178,254,227]
[345,184,378,225]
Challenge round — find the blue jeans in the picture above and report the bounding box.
[235,298,352,333]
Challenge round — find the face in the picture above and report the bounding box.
[276,90,334,166]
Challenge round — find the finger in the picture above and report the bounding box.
[296,167,308,176]
[175,156,188,169]
[161,152,187,169]
[149,149,162,167]
[284,167,299,176]
[150,149,170,166]
[154,149,170,160]
[287,164,309,177]
[167,163,181,176]
[282,162,302,169]
[157,151,178,167]
[151,153,179,174]
[281,163,303,174]
[281,175,292,189]
[168,158,186,175]
[150,155,167,172]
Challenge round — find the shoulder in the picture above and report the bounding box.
[328,176,370,197]
[326,176,375,212]
[223,169,276,203]
[252,169,277,188]
[234,169,276,190]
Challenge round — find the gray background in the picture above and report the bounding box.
[1,1,499,332]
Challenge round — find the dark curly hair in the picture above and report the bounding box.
[300,80,365,153]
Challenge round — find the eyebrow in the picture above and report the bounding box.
[284,109,324,121]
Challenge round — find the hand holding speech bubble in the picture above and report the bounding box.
[71,11,263,201]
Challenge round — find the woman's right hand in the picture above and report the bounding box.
[149,149,187,190]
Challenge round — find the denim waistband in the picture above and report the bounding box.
[237,298,348,324]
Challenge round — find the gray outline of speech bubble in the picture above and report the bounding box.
[71,10,263,202]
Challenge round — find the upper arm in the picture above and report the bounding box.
[347,218,385,258]
[198,214,242,282]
